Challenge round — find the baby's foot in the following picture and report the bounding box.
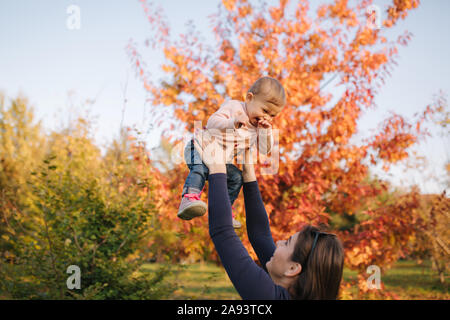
[177,188,207,220]
[231,207,242,229]
[232,218,242,229]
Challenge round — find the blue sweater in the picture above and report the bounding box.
[208,173,291,300]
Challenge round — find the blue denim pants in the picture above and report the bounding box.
[182,139,243,206]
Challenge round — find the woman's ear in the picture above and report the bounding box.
[284,262,302,277]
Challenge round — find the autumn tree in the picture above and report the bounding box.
[403,95,449,285]
[128,0,442,294]
[0,93,46,259]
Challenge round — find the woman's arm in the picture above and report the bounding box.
[208,173,289,300]
[242,161,276,272]
[195,135,289,299]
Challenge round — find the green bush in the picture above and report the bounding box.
[0,98,177,299]
[1,149,176,299]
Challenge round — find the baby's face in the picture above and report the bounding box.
[245,92,284,127]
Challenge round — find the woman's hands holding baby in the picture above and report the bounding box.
[193,129,227,174]
[193,127,256,180]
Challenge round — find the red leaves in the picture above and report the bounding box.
[128,0,436,294]
[343,189,423,273]
[367,105,442,167]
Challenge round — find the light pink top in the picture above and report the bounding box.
[195,100,273,163]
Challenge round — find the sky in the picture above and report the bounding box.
[0,0,449,194]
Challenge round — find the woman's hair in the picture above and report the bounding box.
[289,225,345,300]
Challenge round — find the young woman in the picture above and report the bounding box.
[194,135,345,300]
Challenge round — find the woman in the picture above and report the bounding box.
[194,134,345,300]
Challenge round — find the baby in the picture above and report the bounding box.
[177,76,286,228]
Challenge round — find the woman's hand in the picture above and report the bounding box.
[193,129,227,174]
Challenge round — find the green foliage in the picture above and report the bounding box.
[328,174,393,231]
[0,93,46,256]
[0,94,177,299]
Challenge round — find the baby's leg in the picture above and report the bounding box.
[226,164,243,228]
[178,139,208,220]
[182,164,208,196]
[182,139,209,196]
[226,164,243,205]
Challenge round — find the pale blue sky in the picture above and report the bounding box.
[0,0,449,194]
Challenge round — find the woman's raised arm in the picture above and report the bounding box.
[208,173,289,299]
[242,152,276,271]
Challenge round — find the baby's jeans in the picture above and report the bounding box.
[182,139,243,206]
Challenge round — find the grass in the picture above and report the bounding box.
[141,262,241,300]
[376,260,448,299]
[141,260,449,300]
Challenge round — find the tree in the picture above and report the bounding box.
[0,99,176,299]
[128,0,441,294]
[0,93,46,261]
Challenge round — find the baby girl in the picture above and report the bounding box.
[177,76,286,228]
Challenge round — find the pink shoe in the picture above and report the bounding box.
[177,188,207,220]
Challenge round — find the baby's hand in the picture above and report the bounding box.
[233,111,249,129]
[257,119,272,129]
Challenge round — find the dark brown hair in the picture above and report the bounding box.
[289,225,344,300]
[248,76,286,107]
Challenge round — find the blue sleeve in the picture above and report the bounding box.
[208,173,290,300]
[243,181,276,272]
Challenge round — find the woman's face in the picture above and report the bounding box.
[266,232,301,280]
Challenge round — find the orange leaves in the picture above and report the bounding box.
[238,4,252,18]
[222,0,237,11]
[354,28,378,48]
[369,112,425,166]
[308,33,324,51]
[360,51,388,74]
[317,4,328,19]
[386,0,420,26]
[129,0,434,289]
[269,7,283,22]
[322,0,355,25]
[375,132,416,163]
[219,40,236,63]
